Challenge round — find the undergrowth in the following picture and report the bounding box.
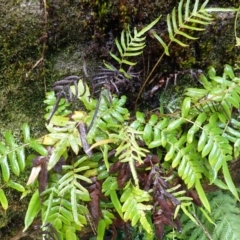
[0,0,240,240]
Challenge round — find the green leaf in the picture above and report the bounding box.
[43,190,54,224]
[5,131,16,148]
[181,97,191,117]
[109,51,121,64]
[115,38,123,56]
[139,214,153,234]
[143,123,153,144]
[167,118,185,131]
[48,138,68,170]
[198,126,209,152]
[71,187,80,225]
[8,152,20,176]
[65,227,77,240]
[0,156,10,182]
[151,31,170,55]
[222,161,239,200]
[195,179,211,212]
[29,140,48,156]
[16,148,25,172]
[68,134,79,155]
[138,15,161,36]
[136,111,145,123]
[202,138,214,157]
[22,123,31,143]
[23,190,41,232]
[53,218,62,230]
[7,181,25,192]
[97,219,106,240]
[0,189,8,210]
[110,190,123,219]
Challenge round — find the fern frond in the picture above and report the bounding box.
[120,183,153,234]
[180,191,240,240]
[114,127,149,187]
[109,15,161,77]
[0,123,37,184]
[41,157,92,238]
[87,90,129,141]
[153,0,214,52]
[42,187,88,238]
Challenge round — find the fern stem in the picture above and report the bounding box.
[135,42,171,107]
[192,212,214,240]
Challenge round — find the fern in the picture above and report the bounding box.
[0,123,48,210]
[136,0,237,103]
[167,0,213,47]
[179,191,240,240]
[0,3,239,238]
[41,157,92,239]
[120,182,153,235]
[113,126,149,187]
[86,90,130,141]
[108,15,161,77]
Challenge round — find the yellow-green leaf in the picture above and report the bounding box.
[0,189,8,210]
[195,179,211,212]
[23,190,41,232]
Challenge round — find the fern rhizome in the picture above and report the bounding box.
[0,0,239,239]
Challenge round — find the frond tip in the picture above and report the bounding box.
[167,0,214,47]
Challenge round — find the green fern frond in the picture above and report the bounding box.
[58,156,92,196]
[180,191,240,240]
[186,65,240,117]
[120,183,153,235]
[109,15,161,77]
[42,187,88,239]
[87,91,129,141]
[114,127,149,187]
[41,157,92,238]
[0,131,26,180]
[154,0,214,53]
[173,0,214,40]
[0,123,43,184]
